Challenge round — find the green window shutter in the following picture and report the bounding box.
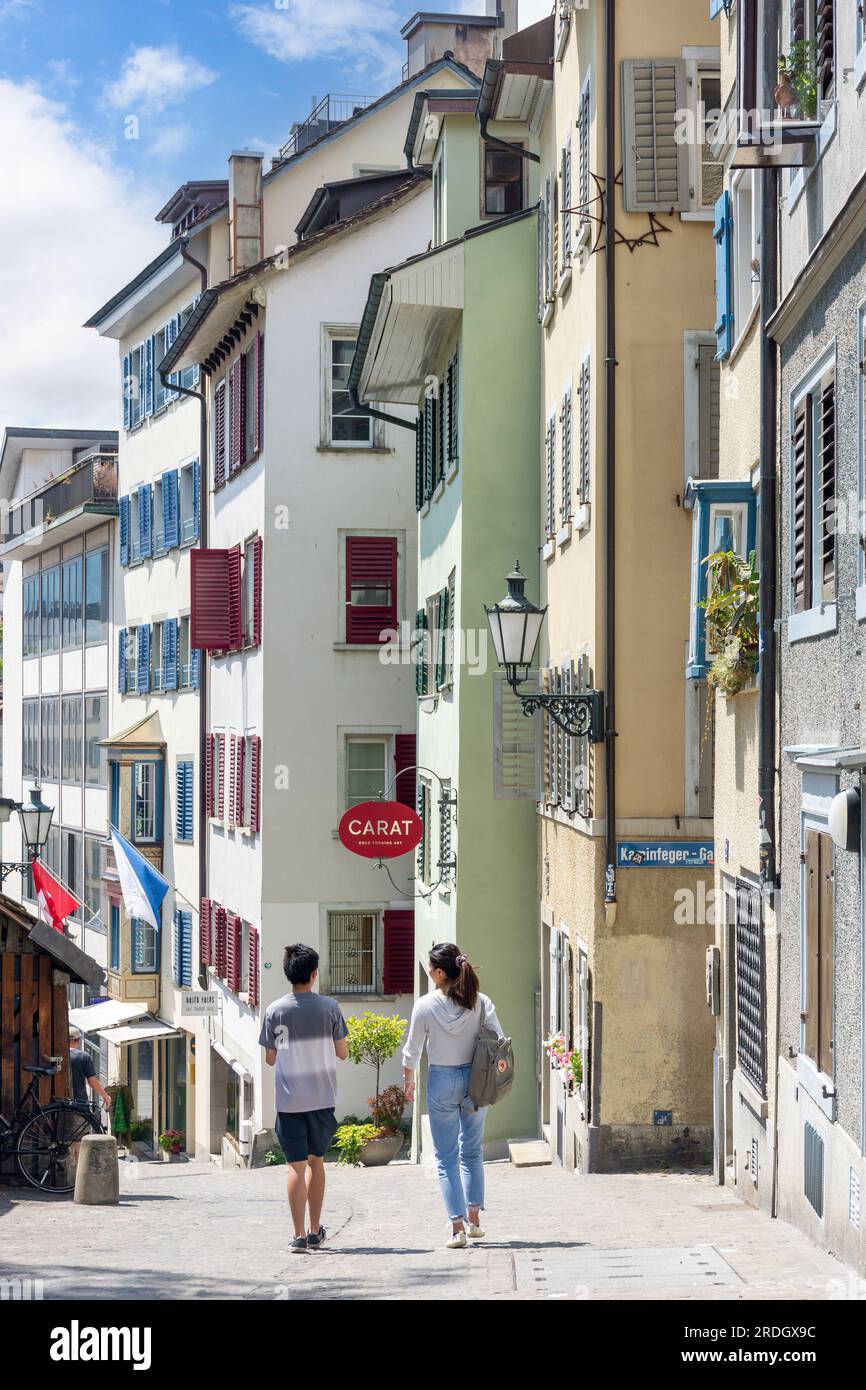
[493,671,542,800]
[416,781,426,877]
[438,379,447,485]
[447,351,459,465]
[621,59,689,213]
[415,607,428,696]
[423,396,435,499]
[435,587,448,689]
[415,414,424,510]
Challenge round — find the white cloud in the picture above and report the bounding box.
[104,45,217,115]
[0,80,165,433]
[148,124,191,160]
[231,1,406,82]
[0,0,39,17]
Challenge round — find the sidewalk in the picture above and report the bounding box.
[0,1158,853,1301]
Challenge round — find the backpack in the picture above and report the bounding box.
[468,998,514,1109]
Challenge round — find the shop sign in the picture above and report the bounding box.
[338,801,423,859]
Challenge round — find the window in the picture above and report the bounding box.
[40,697,60,780]
[214,379,228,490]
[792,0,835,103]
[153,322,172,413]
[735,877,766,1095]
[152,621,163,690]
[433,157,444,247]
[241,537,262,647]
[802,827,833,1077]
[125,627,138,693]
[732,171,760,344]
[345,737,387,807]
[345,536,397,644]
[685,479,756,678]
[179,461,199,543]
[859,0,865,53]
[40,565,60,654]
[179,615,193,688]
[23,700,39,779]
[328,911,376,994]
[133,762,157,842]
[792,361,836,615]
[110,903,120,971]
[328,334,371,446]
[125,342,145,431]
[694,67,723,212]
[85,547,108,644]
[84,694,107,786]
[176,760,194,842]
[245,343,257,463]
[84,836,104,933]
[131,918,159,973]
[153,477,165,552]
[45,824,60,876]
[63,830,82,922]
[61,694,83,783]
[483,142,525,216]
[23,574,39,657]
[62,555,83,649]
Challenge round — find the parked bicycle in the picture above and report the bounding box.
[0,1060,102,1193]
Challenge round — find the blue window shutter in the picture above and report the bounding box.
[119,495,130,566]
[139,484,152,558]
[181,912,193,986]
[118,627,127,693]
[144,337,154,417]
[190,647,201,690]
[163,617,178,691]
[192,458,201,541]
[137,625,151,693]
[172,910,181,984]
[171,314,181,396]
[163,469,179,549]
[709,0,727,16]
[122,354,131,432]
[713,190,734,360]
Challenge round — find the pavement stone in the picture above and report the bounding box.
[0,1158,854,1301]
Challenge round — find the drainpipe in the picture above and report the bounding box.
[603,0,617,918]
[348,382,418,433]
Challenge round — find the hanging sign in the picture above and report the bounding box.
[181,992,219,1017]
[616,841,714,869]
[339,800,423,859]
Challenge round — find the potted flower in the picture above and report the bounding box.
[701,548,759,698]
[158,1128,185,1162]
[340,1012,408,1167]
[543,1033,583,1092]
[776,40,818,120]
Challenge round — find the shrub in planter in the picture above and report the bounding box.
[701,549,759,698]
[342,1013,409,1167]
[333,1123,378,1167]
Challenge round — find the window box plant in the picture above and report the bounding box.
[158,1128,186,1161]
[701,548,759,698]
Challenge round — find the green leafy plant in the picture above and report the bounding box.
[701,548,759,697]
[333,1122,378,1166]
[129,1120,152,1141]
[368,1084,406,1136]
[345,1012,408,1121]
[779,41,818,119]
[158,1128,185,1154]
[264,1147,286,1166]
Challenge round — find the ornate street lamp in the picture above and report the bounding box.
[0,785,55,882]
[484,562,606,742]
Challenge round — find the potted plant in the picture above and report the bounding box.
[543,1032,583,1092]
[341,1012,408,1167]
[158,1128,185,1162]
[701,548,759,698]
[776,40,818,119]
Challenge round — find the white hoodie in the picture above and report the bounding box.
[401,990,504,1069]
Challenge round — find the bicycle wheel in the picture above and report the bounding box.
[16,1103,101,1194]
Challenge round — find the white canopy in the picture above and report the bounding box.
[69,1000,148,1032]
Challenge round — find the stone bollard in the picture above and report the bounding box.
[73,1133,120,1206]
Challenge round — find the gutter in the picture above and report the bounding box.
[603,0,617,914]
[348,272,418,433]
[476,60,541,165]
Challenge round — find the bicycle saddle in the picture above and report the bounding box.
[23,1063,60,1076]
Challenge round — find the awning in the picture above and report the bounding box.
[69,999,148,1032]
[28,920,107,989]
[97,1018,179,1044]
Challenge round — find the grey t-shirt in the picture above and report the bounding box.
[259,991,348,1114]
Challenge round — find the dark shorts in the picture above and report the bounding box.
[275,1108,338,1163]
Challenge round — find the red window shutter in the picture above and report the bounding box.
[205,734,214,818]
[248,926,260,1006]
[394,734,416,809]
[383,910,415,995]
[214,906,228,977]
[228,544,243,649]
[252,535,263,647]
[255,334,264,453]
[236,735,246,828]
[191,549,236,649]
[200,897,213,967]
[228,736,238,829]
[214,381,226,490]
[345,535,398,644]
[230,357,245,475]
[249,735,261,833]
[217,733,225,820]
[226,912,242,992]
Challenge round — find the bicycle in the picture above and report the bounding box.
[0,1060,102,1194]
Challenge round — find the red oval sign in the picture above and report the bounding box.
[338,800,423,859]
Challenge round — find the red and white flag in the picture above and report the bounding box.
[32,860,79,934]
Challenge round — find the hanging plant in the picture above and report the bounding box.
[701,549,759,697]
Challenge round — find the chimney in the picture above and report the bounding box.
[487,0,519,41]
[402,5,518,79]
[228,150,263,274]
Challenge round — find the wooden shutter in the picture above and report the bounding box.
[163,469,180,548]
[790,0,805,45]
[578,81,590,228]
[214,906,228,978]
[144,336,154,417]
[579,357,591,503]
[346,536,397,644]
[252,535,263,646]
[248,735,261,832]
[229,357,245,475]
[713,191,734,359]
[561,136,572,267]
[414,607,428,696]
[236,736,246,827]
[216,734,226,820]
[697,342,721,479]
[200,896,213,967]
[139,484,152,559]
[435,586,448,689]
[621,59,688,212]
[226,912,242,992]
[137,625,150,693]
[248,926,260,1006]
[545,174,554,300]
[214,381,226,490]
[163,618,178,692]
[191,549,237,649]
[415,415,424,510]
[816,370,836,601]
[252,334,265,454]
[192,459,201,542]
[423,395,435,499]
[816,0,834,97]
[394,734,416,809]
[205,734,214,819]
[493,670,542,800]
[818,831,834,1077]
[227,545,243,649]
[561,386,573,523]
[437,379,447,485]
[383,910,415,994]
[546,413,556,535]
[537,193,546,321]
[228,736,238,830]
[122,354,131,432]
[447,351,459,464]
[791,394,812,613]
[119,495,130,566]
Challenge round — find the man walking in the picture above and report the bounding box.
[68,1028,113,1120]
[260,944,348,1252]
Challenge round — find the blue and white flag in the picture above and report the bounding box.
[111,827,170,932]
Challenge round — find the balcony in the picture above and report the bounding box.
[1,447,118,556]
[277,93,378,161]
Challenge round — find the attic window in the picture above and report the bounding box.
[483,143,525,217]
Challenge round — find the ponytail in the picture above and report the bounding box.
[429,942,480,1012]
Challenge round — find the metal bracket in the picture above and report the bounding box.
[510,677,606,743]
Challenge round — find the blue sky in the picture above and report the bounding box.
[0,0,550,433]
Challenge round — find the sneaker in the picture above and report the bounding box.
[467,1223,486,1239]
[446,1230,467,1249]
[290,1235,308,1254]
[307,1227,327,1250]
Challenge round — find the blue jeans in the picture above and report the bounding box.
[426,1064,486,1221]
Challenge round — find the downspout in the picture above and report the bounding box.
[603,0,617,918]
[477,118,541,165]
[348,382,418,433]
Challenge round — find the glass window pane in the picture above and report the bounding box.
[41,567,60,653]
[40,698,59,780]
[62,694,83,782]
[134,763,156,841]
[346,739,387,804]
[330,337,371,444]
[62,556,83,649]
[84,836,105,933]
[84,694,107,787]
[85,548,108,644]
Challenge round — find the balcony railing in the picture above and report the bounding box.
[277,93,378,161]
[3,450,118,545]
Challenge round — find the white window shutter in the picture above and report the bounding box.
[561,662,575,812]
[493,671,543,800]
[621,59,689,213]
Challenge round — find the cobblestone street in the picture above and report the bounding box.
[0,1159,853,1301]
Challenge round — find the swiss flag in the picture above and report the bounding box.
[32,860,79,934]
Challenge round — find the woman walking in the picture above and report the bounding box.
[402,943,504,1249]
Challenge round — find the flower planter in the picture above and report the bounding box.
[358,1133,404,1167]
[160,1150,185,1163]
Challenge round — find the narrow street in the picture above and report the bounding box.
[0,1160,851,1301]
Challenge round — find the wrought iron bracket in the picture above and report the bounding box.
[0,861,31,883]
[509,675,606,743]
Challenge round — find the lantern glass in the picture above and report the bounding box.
[18,787,54,858]
[484,563,547,676]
